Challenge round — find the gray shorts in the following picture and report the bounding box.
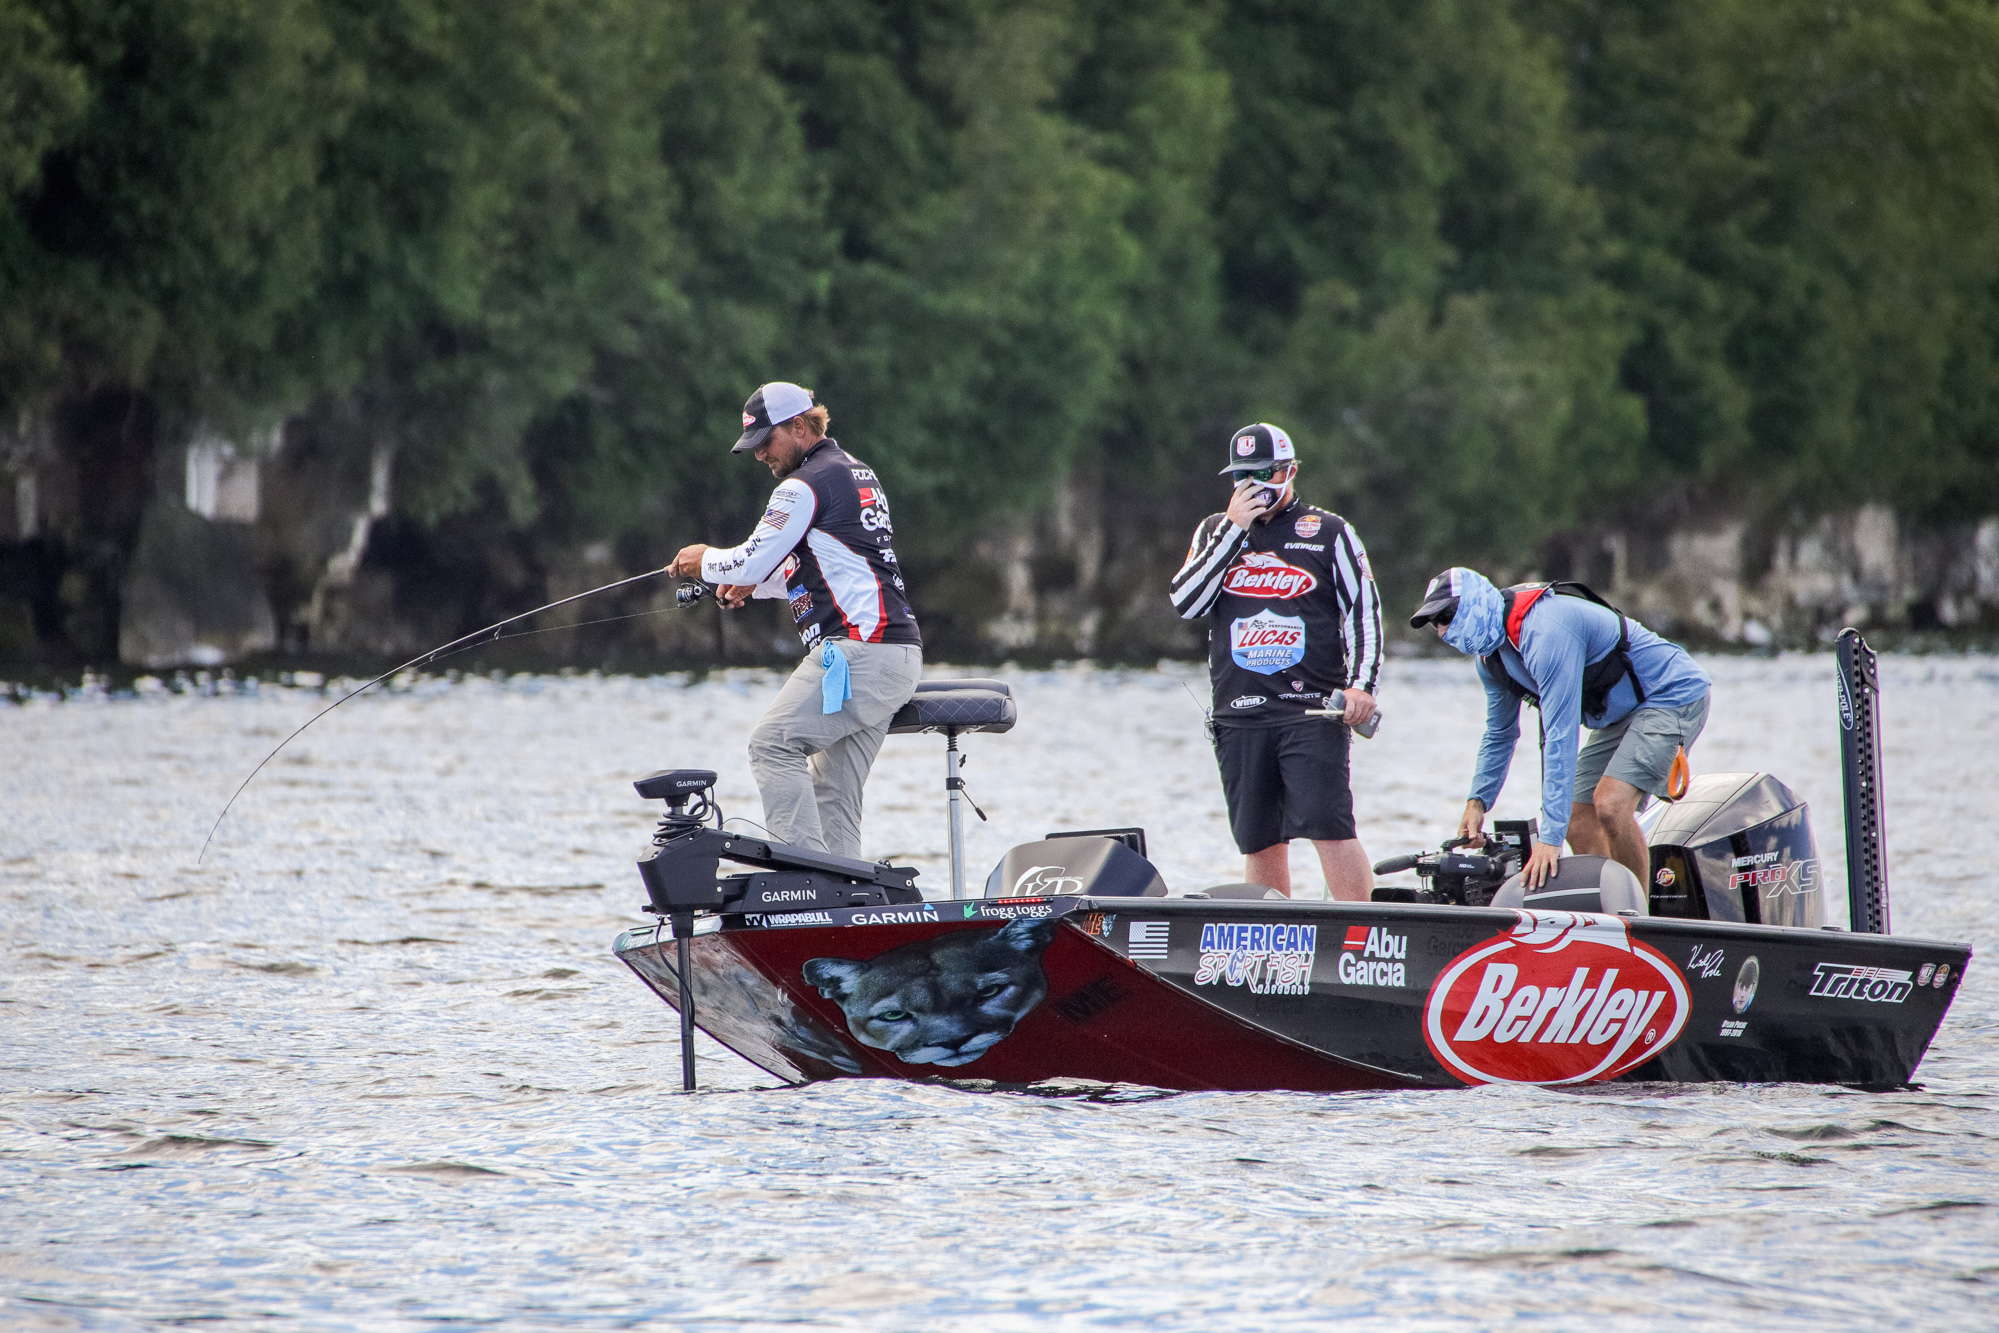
[1573,693,1711,803]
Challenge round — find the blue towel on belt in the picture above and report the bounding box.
[820,640,851,714]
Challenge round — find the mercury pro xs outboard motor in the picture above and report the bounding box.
[1369,819,1539,906]
[1645,772,1823,927]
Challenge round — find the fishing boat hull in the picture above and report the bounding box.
[614,897,1968,1092]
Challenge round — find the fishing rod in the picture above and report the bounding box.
[198,569,715,862]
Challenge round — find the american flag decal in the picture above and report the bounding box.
[761,506,789,530]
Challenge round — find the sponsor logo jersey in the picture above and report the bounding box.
[700,439,921,650]
[1168,500,1383,728]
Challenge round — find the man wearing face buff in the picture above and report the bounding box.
[665,383,922,859]
[1410,568,1711,889]
[1170,424,1383,899]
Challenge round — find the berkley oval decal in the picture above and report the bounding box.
[1223,551,1318,599]
[1423,911,1690,1085]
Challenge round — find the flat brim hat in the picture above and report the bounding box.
[1409,569,1462,629]
[1218,423,1297,474]
[733,382,816,453]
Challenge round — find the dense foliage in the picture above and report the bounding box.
[4,0,1997,652]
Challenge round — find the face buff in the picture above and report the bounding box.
[1441,569,1505,656]
[820,640,852,713]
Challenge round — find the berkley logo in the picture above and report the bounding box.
[1223,551,1317,599]
[1423,912,1690,1085]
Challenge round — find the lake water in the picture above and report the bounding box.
[3,655,1994,1330]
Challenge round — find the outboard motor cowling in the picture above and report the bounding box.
[1491,855,1648,916]
[985,835,1167,898]
[1646,772,1823,927]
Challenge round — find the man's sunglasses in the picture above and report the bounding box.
[1236,466,1282,483]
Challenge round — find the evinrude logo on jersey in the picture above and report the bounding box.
[1423,911,1690,1085]
[1193,923,1317,996]
[1808,962,1913,1004]
[1223,551,1318,600]
[1229,610,1307,673]
[1337,925,1407,987]
[1012,866,1084,896]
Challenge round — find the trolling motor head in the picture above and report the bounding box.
[635,768,719,841]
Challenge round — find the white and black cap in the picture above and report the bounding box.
[1218,423,1296,474]
[733,382,816,453]
[1408,569,1462,629]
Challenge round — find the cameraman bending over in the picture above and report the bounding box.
[1409,568,1710,889]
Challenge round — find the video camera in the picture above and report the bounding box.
[1368,818,1538,907]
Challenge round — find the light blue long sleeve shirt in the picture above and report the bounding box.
[1470,595,1711,847]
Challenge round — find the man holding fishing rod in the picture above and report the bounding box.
[1170,423,1384,900]
[665,383,922,859]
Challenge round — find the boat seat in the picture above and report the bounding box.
[888,679,1017,735]
[1491,854,1648,916]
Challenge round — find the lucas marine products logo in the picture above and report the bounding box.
[1194,922,1318,996]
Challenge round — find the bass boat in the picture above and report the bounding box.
[612,632,1968,1093]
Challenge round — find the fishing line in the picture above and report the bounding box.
[199,568,678,863]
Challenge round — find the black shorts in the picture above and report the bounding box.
[1214,720,1356,854]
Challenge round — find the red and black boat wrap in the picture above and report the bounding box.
[614,893,1967,1092]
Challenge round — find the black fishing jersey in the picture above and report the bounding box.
[700,439,922,650]
[1169,498,1382,727]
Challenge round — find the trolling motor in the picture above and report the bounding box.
[1368,819,1539,906]
[631,767,923,1090]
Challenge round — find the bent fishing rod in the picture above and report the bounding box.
[199,570,717,863]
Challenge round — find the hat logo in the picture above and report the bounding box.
[1235,436,1256,456]
[742,412,756,428]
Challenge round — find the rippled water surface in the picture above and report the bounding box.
[4,656,1995,1330]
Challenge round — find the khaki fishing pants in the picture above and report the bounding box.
[747,640,922,859]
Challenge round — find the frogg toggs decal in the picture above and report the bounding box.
[1423,911,1690,1085]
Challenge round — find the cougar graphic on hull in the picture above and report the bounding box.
[802,917,1058,1067]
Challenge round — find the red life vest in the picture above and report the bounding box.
[1481,581,1647,717]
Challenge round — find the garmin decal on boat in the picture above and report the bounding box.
[765,889,823,902]
[845,905,940,927]
[744,910,836,928]
[1193,922,1317,996]
[1230,695,1267,709]
[1127,920,1170,959]
[1336,925,1408,987]
[1012,865,1084,895]
[1808,962,1913,1004]
[1423,911,1690,1086]
[1229,610,1307,673]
